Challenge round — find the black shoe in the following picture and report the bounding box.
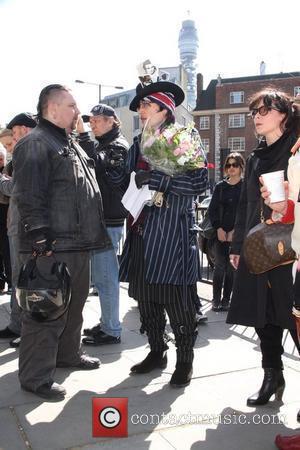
[170,362,193,388]
[83,323,102,337]
[297,409,300,422]
[0,327,20,339]
[196,313,208,324]
[10,337,21,348]
[57,354,101,370]
[247,368,285,406]
[130,351,167,374]
[82,330,121,346]
[220,298,230,311]
[211,300,222,312]
[22,382,66,400]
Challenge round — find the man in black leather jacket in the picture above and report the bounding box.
[77,104,129,345]
[12,85,112,400]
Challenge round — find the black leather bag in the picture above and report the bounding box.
[243,221,296,274]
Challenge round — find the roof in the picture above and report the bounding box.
[195,71,300,111]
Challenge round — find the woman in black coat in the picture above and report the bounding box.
[227,89,300,406]
[208,152,244,311]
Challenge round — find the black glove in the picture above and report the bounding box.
[135,170,151,189]
[28,228,56,256]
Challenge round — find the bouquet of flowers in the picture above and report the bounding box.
[141,121,206,176]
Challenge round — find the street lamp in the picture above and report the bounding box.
[75,79,123,103]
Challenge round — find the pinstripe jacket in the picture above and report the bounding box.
[115,136,208,287]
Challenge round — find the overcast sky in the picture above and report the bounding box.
[0,0,299,125]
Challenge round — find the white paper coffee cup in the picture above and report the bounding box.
[261,170,285,203]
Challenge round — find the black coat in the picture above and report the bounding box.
[13,119,112,253]
[227,132,297,329]
[78,128,129,227]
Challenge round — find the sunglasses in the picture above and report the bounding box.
[225,162,239,169]
[249,105,281,118]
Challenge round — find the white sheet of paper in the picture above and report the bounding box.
[122,172,153,223]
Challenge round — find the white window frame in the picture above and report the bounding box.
[230,91,244,104]
[199,116,210,130]
[228,114,245,128]
[294,86,300,97]
[228,137,245,151]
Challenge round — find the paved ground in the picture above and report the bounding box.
[0,282,299,450]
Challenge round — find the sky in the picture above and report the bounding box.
[0,0,299,125]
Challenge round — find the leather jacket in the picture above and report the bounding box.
[12,118,112,253]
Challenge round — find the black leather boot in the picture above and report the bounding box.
[170,362,193,388]
[247,368,285,406]
[130,351,167,374]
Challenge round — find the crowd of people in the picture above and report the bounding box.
[0,70,299,434]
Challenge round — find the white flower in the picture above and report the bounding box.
[177,155,190,166]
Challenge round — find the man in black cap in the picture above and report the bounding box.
[0,113,37,345]
[6,113,37,144]
[76,104,129,345]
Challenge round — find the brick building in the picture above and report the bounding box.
[193,71,300,182]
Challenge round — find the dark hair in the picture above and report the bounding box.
[224,152,245,174]
[159,109,175,131]
[36,84,69,121]
[249,88,300,135]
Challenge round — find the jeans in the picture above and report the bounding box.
[212,240,233,305]
[91,226,123,337]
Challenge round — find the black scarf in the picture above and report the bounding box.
[96,127,120,149]
[253,132,297,179]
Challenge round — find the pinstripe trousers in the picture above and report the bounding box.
[138,296,198,363]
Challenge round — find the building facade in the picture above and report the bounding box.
[193,72,300,182]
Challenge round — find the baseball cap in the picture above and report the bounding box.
[82,104,117,123]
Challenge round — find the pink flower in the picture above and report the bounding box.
[173,147,186,156]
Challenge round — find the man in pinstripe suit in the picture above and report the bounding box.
[113,77,208,387]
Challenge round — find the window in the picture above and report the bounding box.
[228,137,245,151]
[228,114,245,128]
[199,116,210,129]
[202,138,209,153]
[133,115,140,131]
[294,86,300,97]
[230,91,244,104]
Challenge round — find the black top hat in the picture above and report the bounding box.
[129,81,185,112]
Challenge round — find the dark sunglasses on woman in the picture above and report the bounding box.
[249,104,281,118]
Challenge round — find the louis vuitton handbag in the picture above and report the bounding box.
[243,205,296,274]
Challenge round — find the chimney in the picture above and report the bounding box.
[260,61,266,75]
[196,73,203,105]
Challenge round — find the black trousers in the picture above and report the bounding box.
[19,251,90,391]
[212,240,233,304]
[138,295,198,363]
[255,324,284,369]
